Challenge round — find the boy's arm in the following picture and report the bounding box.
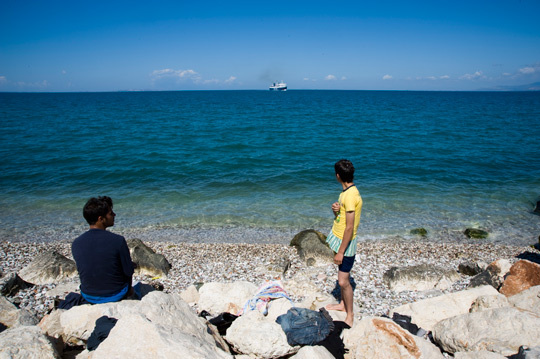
[334,211,355,264]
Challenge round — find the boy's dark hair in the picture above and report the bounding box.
[335,159,355,183]
[83,196,113,225]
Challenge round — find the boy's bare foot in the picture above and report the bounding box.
[325,302,346,311]
[344,317,354,327]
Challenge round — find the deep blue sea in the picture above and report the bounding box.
[0,91,539,245]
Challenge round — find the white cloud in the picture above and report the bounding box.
[519,66,535,74]
[224,76,237,84]
[440,75,450,79]
[62,70,67,75]
[151,69,201,83]
[426,76,437,80]
[341,76,347,80]
[0,76,6,84]
[325,74,337,80]
[460,71,484,80]
[382,74,392,80]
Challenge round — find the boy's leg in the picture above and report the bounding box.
[338,270,354,326]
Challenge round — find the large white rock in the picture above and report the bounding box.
[225,310,298,358]
[432,307,540,356]
[383,264,461,292]
[390,285,499,331]
[180,284,199,303]
[0,325,60,359]
[266,297,293,322]
[343,316,444,359]
[289,345,335,359]
[469,294,510,313]
[508,285,540,314]
[454,351,506,359]
[92,312,231,359]
[18,250,77,285]
[198,281,257,315]
[0,295,38,328]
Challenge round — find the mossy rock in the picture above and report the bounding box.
[464,228,489,239]
[410,228,428,237]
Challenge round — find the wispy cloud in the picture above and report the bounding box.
[0,76,7,84]
[325,74,337,81]
[519,64,539,75]
[382,74,392,80]
[224,76,237,84]
[150,68,237,87]
[460,71,484,80]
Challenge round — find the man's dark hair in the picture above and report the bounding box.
[83,196,113,225]
[335,159,355,183]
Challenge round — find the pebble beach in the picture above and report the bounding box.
[1,237,536,322]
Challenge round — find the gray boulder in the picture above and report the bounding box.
[464,228,489,239]
[383,264,460,292]
[127,238,172,278]
[454,351,506,358]
[0,272,33,296]
[0,295,38,328]
[458,260,488,276]
[0,325,60,358]
[290,229,334,266]
[18,250,77,285]
[468,259,512,290]
[508,285,540,314]
[432,307,540,356]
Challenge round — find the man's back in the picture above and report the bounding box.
[72,228,134,297]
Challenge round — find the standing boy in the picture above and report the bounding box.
[325,159,362,327]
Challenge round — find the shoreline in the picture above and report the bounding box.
[1,237,537,322]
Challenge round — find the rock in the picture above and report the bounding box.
[468,259,512,290]
[18,250,77,285]
[454,351,506,358]
[458,260,488,276]
[410,228,428,237]
[0,272,33,296]
[127,238,172,278]
[92,313,231,359]
[198,281,257,315]
[469,294,510,312]
[390,285,499,331]
[513,345,540,358]
[383,264,460,292]
[266,297,293,322]
[290,229,334,266]
[432,307,540,356]
[0,295,38,328]
[180,284,200,303]
[0,325,61,358]
[289,345,335,359]
[342,316,444,359]
[508,285,540,314]
[499,260,540,297]
[45,280,80,298]
[464,228,489,239]
[224,310,298,358]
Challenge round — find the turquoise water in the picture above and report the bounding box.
[0,91,539,245]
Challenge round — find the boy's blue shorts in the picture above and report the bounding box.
[338,255,355,273]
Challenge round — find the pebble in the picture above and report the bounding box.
[0,239,536,322]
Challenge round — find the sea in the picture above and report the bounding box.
[1,90,539,246]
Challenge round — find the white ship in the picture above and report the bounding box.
[269,81,287,91]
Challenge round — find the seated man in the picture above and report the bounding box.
[72,196,135,304]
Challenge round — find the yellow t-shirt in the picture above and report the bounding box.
[331,185,362,240]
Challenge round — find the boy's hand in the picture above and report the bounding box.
[334,252,344,265]
[331,202,340,213]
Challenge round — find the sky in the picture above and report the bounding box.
[1,0,540,92]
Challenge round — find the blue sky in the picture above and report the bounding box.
[1,0,540,92]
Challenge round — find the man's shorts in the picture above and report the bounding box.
[338,255,355,273]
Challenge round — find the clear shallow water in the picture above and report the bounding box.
[0,90,539,245]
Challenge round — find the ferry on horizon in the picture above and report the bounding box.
[269,81,287,91]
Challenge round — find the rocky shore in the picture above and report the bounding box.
[1,231,540,358]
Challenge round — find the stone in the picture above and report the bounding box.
[499,260,540,297]
[458,260,488,276]
[432,307,540,356]
[0,325,61,358]
[289,345,335,359]
[92,313,232,359]
[410,228,428,237]
[18,250,77,285]
[45,280,80,299]
[454,351,506,358]
[342,316,444,359]
[464,228,489,239]
[290,229,334,266]
[127,238,172,278]
[512,345,540,359]
[0,272,33,296]
[468,259,512,290]
[383,264,460,292]
[469,294,510,312]
[225,310,298,358]
[0,295,38,328]
[266,297,293,322]
[390,285,499,331]
[180,284,200,303]
[198,281,257,315]
[508,285,540,314]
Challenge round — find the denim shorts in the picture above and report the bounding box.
[338,255,355,273]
